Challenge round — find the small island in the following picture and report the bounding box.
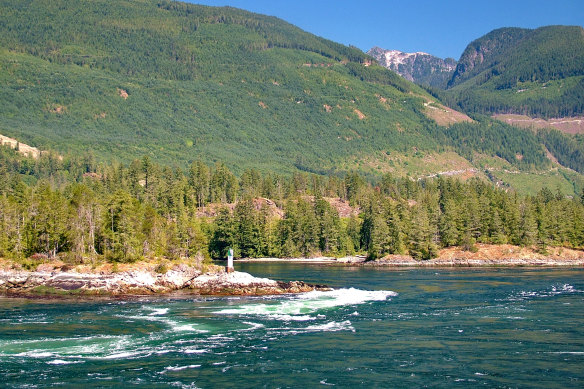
[2,241,583,298]
[0,259,324,298]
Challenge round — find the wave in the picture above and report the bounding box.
[147,307,169,316]
[213,288,396,320]
[46,359,84,365]
[163,364,201,372]
[507,283,582,301]
[1,289,395,364]
[305,320,354,332]
[545,351,584,355]
[117,306,208,334]
[183,348,209,354]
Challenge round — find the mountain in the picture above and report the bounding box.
[444,26,584,118]
[447,27,529,88]
[1,0,583,195]
[367,47,456,88]
[0,0,475,175]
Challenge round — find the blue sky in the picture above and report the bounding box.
[187,0,583,59]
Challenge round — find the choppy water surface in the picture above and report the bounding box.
[1,265,583,388]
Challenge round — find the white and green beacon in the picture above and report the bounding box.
[227,247,234,273]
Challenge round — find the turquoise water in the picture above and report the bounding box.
[1,265,583,388]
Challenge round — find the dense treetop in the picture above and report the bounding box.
[1,147,583,264]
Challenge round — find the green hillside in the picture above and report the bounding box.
[1,0,584,194]
[444,26,584,118]
[0,0,435,173]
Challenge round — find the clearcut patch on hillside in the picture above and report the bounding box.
[341,151,481,179]
[0,133,41,159]
[494,114,584,134]
[422,100,473,127]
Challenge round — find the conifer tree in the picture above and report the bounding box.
[188,160,210,207]
[519,201,538,247]
[439,198,461,247]
[315,197,341,254]
[234,198,262,258]
[489,210,507,244]
[367,213,390,260]
[345,215,361,253]
[101,189,143,261]
[209,207,235,258]
[69,184,101,259]
[409,205,438,260]
[386,201,406,254]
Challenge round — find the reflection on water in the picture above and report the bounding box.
[1,265,583,388]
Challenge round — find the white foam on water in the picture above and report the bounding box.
[163,364,201,372]
[239,321,265,331]
[15,351,55,358]
[46,359,84,365]
[119,311,207,334]
[0,334,137,361]
[270,314,315,321]
[1,334,122,347]
[546,351,584,355]
[509,284,582,301]
[147,307,169,316]
[214,288,396,320]
[183,348,209,354]
[171,323,207,333]
[305,320,354,333]
[98,351,144,360]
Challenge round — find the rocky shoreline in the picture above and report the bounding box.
[1,244,582,298]
[238,244,584,267]
[0,266,326,298]
[366,244,584,267]
[362,256,584,267]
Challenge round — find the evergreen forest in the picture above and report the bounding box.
[442,26,584,118]
[1,0,584,266]
[1,147,583,265]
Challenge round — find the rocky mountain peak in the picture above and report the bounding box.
[367,47,456,88]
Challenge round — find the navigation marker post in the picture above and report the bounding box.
[226,248,234,273]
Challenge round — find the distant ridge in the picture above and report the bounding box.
[444,25,584,118]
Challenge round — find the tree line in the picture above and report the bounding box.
[1,148,583,264]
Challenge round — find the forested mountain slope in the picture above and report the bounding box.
[0,0,438,173]
[0,0,563,181]
[443,26,584,118]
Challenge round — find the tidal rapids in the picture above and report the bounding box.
[1,264,583,388]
